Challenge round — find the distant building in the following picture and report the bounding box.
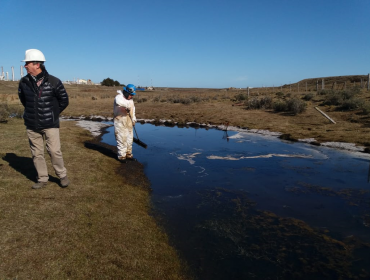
[73,79,94,85]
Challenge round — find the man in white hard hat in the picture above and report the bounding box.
[114,84,137,162]
[18,49,70,189]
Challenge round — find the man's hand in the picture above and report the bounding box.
[126,107,130,113]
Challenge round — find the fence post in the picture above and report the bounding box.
[298,83,299,93]
[322,78,325,90]
[316,80,319,92]
[247,87,250,98]
[306,82,307,92]
[368,73,370,91]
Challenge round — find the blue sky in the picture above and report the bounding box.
[0,0,369,88]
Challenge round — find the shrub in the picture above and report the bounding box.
[235,93,248,101]
[190,96,201,103]
[9,105,23,118]
[350,86,361,95]
[275,92,284,97]
[171,97,181,104]
[245,96,273,110]
[273,101,288,112]
[287,98,307,114]
[324,93,342,106]
[303,93,314,101]
[361,103,370,115]
[341,87,360,100]
[0,103,9,121]
[260,96,273,109]
[181,98,192,105]
[0,103,23,120]
[318,89,335,95]
[339,98,363,111]
[273,98,307,114]
[323,87,363,108]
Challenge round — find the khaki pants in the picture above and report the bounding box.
[114,115,133,159]
[27,128,67,183]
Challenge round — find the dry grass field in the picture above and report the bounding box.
[0,81,190,279]
[0,119,188,279]
[2,76,369,149]
[0,76,369,278]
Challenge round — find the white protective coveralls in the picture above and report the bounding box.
[113,90,137,160]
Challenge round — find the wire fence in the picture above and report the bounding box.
[245,74,370,95]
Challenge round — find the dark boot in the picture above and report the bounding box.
[32,182,48,189]
[60,176,70,188]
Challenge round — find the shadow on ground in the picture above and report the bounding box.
[2,153,59,184]
[84,140,151,191]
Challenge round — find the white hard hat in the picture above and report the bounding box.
[22,49,46,62]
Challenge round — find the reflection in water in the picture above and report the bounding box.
[101,122,370,279]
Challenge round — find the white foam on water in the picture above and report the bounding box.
[195,166,208,177]
[207,153,313,161]
[171,152,202,165]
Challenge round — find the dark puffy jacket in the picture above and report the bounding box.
[18,71,69,130]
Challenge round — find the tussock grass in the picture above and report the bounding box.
[0,119,188,279]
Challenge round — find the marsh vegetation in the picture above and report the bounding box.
[0,75,369,278]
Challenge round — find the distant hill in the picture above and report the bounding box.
[290,75,369,91]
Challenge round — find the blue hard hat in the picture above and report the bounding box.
[123,84,136,95]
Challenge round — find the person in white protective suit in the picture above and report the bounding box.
[113,84,137,162]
